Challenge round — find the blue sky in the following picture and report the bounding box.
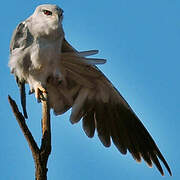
[0,0,179,179]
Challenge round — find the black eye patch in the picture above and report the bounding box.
[59,12,63,17]
[43,10,52,16]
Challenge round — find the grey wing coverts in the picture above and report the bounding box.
[8,4,172,176]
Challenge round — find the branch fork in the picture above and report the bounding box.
[8,93,51,180]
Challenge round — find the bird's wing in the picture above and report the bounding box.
[53,38,171,176]
[10,22,34,53]
[9,21,33,118]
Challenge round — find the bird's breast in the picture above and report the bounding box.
[30,38,62,70]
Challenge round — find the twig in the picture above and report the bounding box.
[8,94,51,180]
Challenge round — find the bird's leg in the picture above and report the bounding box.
[27,75,47,102]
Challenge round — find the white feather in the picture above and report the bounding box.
[77,50,99,57]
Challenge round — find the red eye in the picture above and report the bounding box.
[43,10,52,16]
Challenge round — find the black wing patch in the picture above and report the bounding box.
[10,22,34,52]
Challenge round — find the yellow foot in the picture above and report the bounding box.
[35,85,47,102]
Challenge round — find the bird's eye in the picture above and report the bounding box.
[43,10,52,16]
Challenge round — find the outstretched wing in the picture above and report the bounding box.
[53,38,172,176]
[9,22,34,118]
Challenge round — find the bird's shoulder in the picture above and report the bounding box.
[10,20,34,53]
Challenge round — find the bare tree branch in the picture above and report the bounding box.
[36,93,51,180]
[8,95,40,158]
[8,94,51,180]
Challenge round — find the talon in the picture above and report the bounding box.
[38,86,46,93]
[34,85,47,102]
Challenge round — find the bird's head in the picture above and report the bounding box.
[29,4,64,37]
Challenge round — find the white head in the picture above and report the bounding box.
[29,4,64,37]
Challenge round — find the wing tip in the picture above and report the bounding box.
[155,149,172,176]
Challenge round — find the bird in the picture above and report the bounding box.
[9,4,172,176]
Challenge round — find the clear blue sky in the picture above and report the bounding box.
[0,0,179,179]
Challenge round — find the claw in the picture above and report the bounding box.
[34,85,47,102]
